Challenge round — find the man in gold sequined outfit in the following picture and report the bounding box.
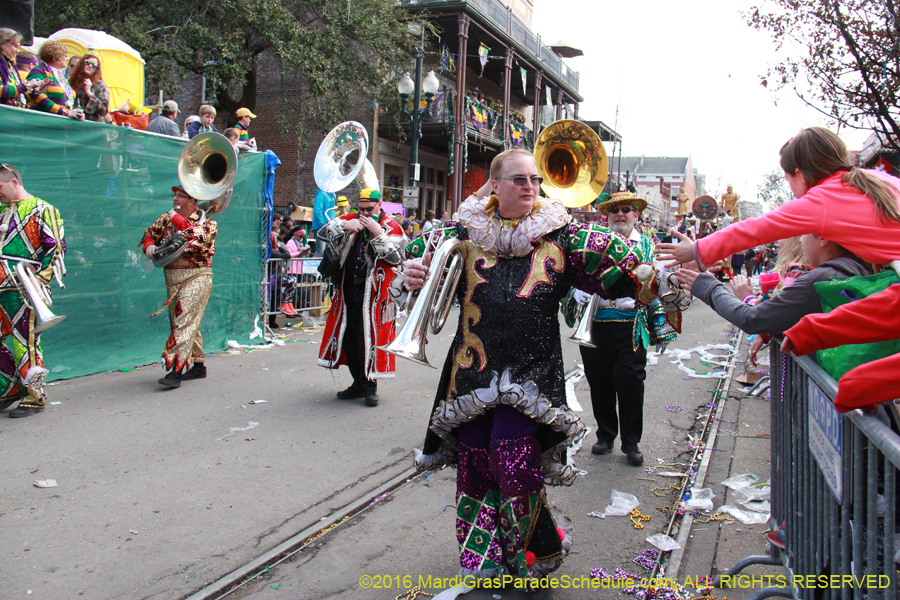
[141,186,217,388]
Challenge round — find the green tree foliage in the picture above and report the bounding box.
[38,0,416,143]
[757,169,793,211]
[746,0,900,151]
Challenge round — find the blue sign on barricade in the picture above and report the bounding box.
[807,378,842,503]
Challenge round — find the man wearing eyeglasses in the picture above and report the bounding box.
[317,188,405,407]
[570,192,680,467]
[0,164,65,418]
[401,150,690,588]
[142,186,217,388]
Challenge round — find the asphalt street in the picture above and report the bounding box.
[0,300,777,600]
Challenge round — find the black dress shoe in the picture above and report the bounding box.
[624,444,644,466]
[591,440,611,455]
[159,369,182,389]
[336,386,364,400]
[9,404,44,418]
[364,391,379,407]
[180,364,207,380]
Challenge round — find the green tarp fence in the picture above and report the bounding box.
[0,105,268,381]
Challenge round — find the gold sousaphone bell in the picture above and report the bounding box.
[153,132,238,268]
[534,119,608,208]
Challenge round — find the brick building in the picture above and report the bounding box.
[613,156,697,227]
[159,0,587,217]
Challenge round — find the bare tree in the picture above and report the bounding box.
[746,0,900,151]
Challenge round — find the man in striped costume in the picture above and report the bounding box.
[0,164,66,418]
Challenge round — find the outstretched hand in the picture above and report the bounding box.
[673,267,700,293]
[656,230,696,267]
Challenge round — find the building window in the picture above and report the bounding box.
[201,75,217,105]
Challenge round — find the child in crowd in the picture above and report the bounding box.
[187,104,219,138]
[224,127,240,149]
[234,107,257,150]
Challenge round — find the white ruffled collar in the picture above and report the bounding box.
[456,194,570,257]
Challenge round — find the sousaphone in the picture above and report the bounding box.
[153,132,237,267]
[534,119,608,208]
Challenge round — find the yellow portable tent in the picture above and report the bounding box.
[49,28,145,110]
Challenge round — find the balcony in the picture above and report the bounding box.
[397,0,579,93]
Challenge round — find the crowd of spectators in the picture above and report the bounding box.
[1,30,261,149]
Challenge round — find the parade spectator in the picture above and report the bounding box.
[188,105,219,138]
[1,29,49,108]
[15,48,37,81]
[234,107,257,151]
[224,127,240,148]
[676,235,869,366]
[440,210,449,221]
[659,126,900,270]
[421,209,435,233]
[69,54,111,123]
[65,55,80,79]
[147,100,181,136]
[286,226,310,275]
[182,115,200,139]
[743,247,755,278]
[26,41,84,119]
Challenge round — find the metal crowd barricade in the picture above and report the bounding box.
[262,256,335,328]
[716,343,899,600]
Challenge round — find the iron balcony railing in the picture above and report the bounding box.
[397,0,580,93]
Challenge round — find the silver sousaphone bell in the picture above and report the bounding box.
[153,132,237,268]
[312,121,380,267]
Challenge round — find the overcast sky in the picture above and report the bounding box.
[531,0,870,202]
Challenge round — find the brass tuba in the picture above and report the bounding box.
[153,132,237,268]
[534,119,608,208]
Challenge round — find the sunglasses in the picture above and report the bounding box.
[0,163,12,174]
[496,176,543,187]
[608,206,634,214]
[357,205,377,212]
[84,61,99,68]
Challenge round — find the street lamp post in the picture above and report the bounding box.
[398,49,440,187]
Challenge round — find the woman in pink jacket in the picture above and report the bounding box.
[658,127,900,269]
[658,126,900,413]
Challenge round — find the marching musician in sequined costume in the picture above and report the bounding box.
[403,150,675,588]
[141,186,217,388]
[561,192,686,467]
[0,164,65,418]
[317,188,406,407]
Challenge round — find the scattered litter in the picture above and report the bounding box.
[49,401,61,405]
[248,315,263,340]
[646,533,681,551]
[270,582,281,589]
[216,421,259,441]
[721,473,760,490]
[564,366,584,412]
[601,489,640,517]
[249,399,268,404]
[129,530,138,534]
[684,488,715,511]
[34,479,57,488]
[633,548,659,571]
[665,405,683,413]
[720,504,770,524]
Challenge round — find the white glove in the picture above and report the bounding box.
[573,289,592,305]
